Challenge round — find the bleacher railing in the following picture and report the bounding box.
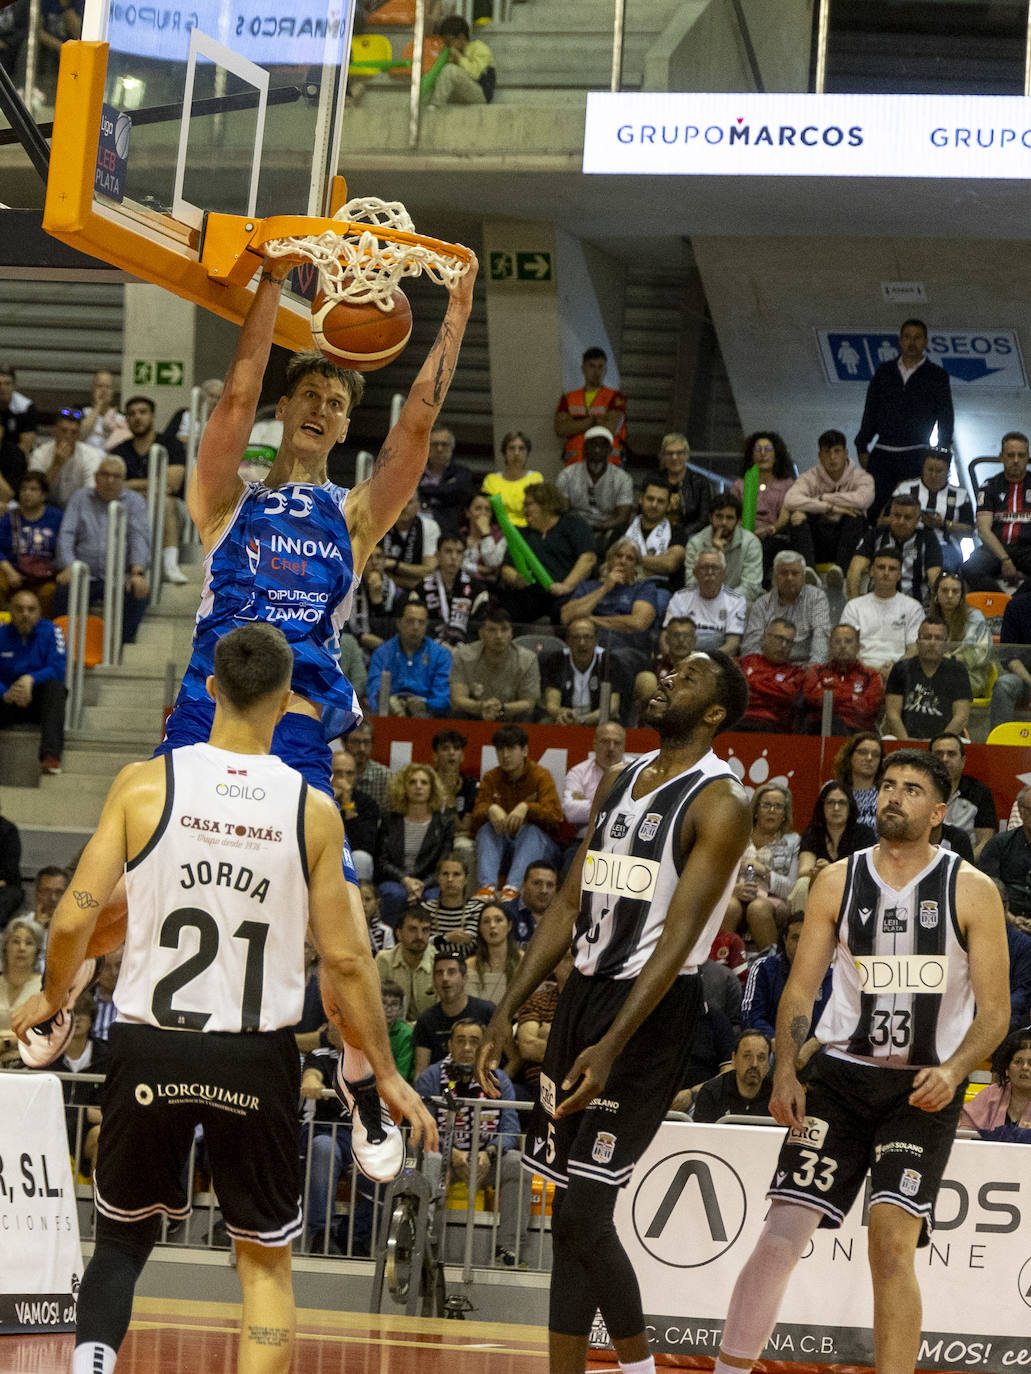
[145,443,168,606]
[101,499,126,668]
[63,559,90,731]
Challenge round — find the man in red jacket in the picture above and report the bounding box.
[472,724,562,902]
[737,620,805,732]
[802,622,884,733]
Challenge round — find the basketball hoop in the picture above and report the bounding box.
[203,197,473,313]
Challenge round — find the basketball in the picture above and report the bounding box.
[310,287,413,372]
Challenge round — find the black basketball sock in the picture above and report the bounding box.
[75,1213,161,1356]
[549,1176,645,1340]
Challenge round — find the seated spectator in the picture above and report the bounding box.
[789,782,877,913]
[22,865,69,966]
[80,368,127,452]
[832,731,884,830]
[737,620,806,734]
[466,903,523,1005]
[620,479,687,597]
[801,624,884,736]
[657,433,711,538]
[701,956,743,1032]
[669,1001,736,1114]
[709,929,748,987]
[725,783,801,951]
[845,492,942,603]
[28,408,102,507]
[683,492,763,604]
[0,588,67,775]
[883,616,971,740]
[53,455,151,644]
[742,912,832,1044]
[691,1030,774,1123]
[300,1027,375,1256]
[460,492,507,586]
[366,601,452,717]
[664,549,746,655]
[472,724,561,902]
[381,981,415,1080]
[0,472,63,613]
[979,788,1031,918]
[376,910,436,1023]
[330,747,380,866]
[429,16,496,107]
[634,615,696,711]
[515,946,574,1094]
[499,482,597,624]
[838,548,923,676]
[559,538,658,679]
[0,918,42,1066]
[783,428,874,582]
[963,431,1031,592]
[890,446,974,573]
[417,534,486,646]
[555,348,627,467]
[419,853,483,947]
[432,728,478,872]
[482,430,543,527]
[731,430,797,579]
[383,492,440,589]
[360,881,394,954]
[926,570,993,699]
[563,722,626,838]
[412,950,496,1075]
[1007,901,1031,1032]
[344,719,390,807]
[933,818,975,863]
[348,542,403,656]
[375,762,454,926]
[741,549,830,665]
[450,607,540,722]
[542,618,626,726]
[89,946,121,1043]
[418,426,475,537]
[991,585,1031,730]
[503,860,559,946]
[556,427,633,544]
[959,1031,1031,1141]
[0,800,23,926]
[108,395,188,585]
[0,362,37,466]
[930,732,998,855]
[414,1019,529,1268]
[162,377,223,451]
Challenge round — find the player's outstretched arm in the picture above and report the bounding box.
[910,865,1010,1112]
[188,265,291,540]
[304,791,438,1150]
[347,256,479,572]
[556,777,752,1117]
[769,864,843,1129]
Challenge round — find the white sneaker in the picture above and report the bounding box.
[163,564,189,585]
[19,957,104,1068]
[333,1064,405,1183]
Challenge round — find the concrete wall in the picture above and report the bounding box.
[645,0,814,96]
[691,235,1031,474]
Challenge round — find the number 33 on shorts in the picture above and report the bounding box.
[791,1149,838,1192]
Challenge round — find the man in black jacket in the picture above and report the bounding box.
[691,1030,773,1123]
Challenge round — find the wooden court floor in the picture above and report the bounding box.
[4,1300,554,1374]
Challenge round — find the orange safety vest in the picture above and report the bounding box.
[558,385,627,465]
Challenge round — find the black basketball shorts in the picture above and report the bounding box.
[94,1022,303,1246]
[522,969,702,1189]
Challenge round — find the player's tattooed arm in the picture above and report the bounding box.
[72,890,100,910]
[421,317,458,409]
[788,1015,809,1057]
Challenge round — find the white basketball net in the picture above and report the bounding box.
[262,197,470,311]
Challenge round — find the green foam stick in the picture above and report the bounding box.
[488,494,553,588]
[420,49,449,101]
[741,464,760,532]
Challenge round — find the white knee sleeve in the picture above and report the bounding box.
[719,1202,821,1362]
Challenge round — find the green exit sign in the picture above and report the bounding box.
[488,251,553,282]
[133,360,185,386]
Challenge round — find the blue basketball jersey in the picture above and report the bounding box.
[174,479,363,730]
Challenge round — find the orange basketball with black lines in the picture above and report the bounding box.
[310,286,412,372]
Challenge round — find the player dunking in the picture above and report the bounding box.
[22,253,478,1179]
[13,624,436,1374]
[712,748,1009,1374]
[477,652,751,1374]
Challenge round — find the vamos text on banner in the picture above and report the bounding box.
[583,92,1031,177]
[0,1073,82,1334]
[612,1122,1031,1371]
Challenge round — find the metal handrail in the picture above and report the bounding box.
[101,499,126,667]
[183,385,203,547]
[146,442,168,606]
[408,0,426,149]
[610,0,626,92]
[63,559,90,731]
[355,450,375,484]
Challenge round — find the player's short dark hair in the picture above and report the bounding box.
[283,351,365,413]
[437,14,470,38]
[213,624,293,710]
[710,491,742,519]
[433,946,467,972]
[582,347,607,363]
[818,429,847,450]
[706,648,748,734]
[899,317,928,336]
[492,724,529,750]
[482,606,512,627]
[920,615,948,633]
[399,908,431,928]
[883,747,952,803]
[930,731,965,757]
[432,728,467,751]
[642,477,670,497]
[889,492,920,511]
[1001,430,1029,450]
[124,395,155,413]
[19,470,49,497]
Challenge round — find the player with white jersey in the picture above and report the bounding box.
[713,747,1009,1374]
[477,651,751,1374]
[13,624,436,1374]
